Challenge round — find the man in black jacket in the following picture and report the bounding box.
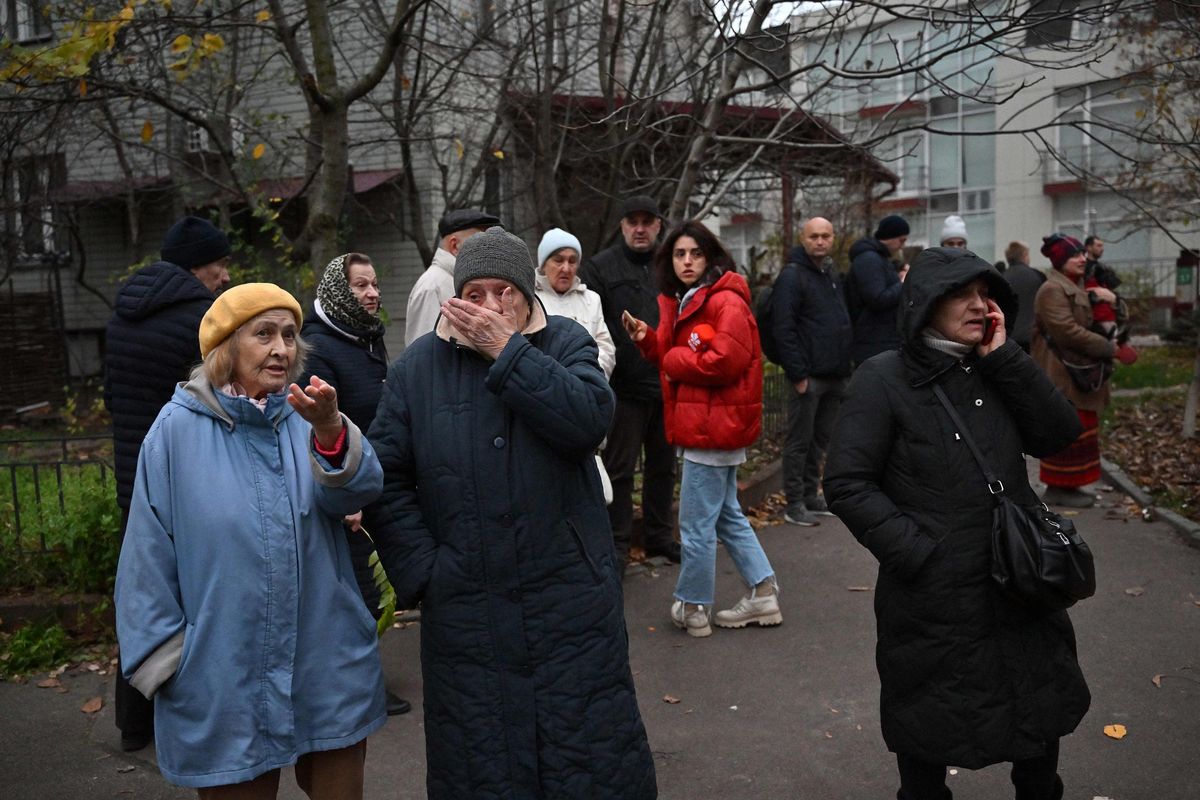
[845,214,909,365]
[103,215,229,751]
[770,217,853,527]
[578,195,679,568]
[1001,240,1046,353]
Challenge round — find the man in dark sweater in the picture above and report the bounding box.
[770,217,852,527]
[578,195,679,568]
[103,215,230,751]
[845,214,910,365]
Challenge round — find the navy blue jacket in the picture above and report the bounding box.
[299,313,389,431]
[365,316,656,799]
[579,241,661,401]
[770,246,853,383]
[845,237,903,364]
[104,261,214,510]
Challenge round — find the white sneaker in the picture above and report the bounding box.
[714,588,783,629]
[670,600,712,638]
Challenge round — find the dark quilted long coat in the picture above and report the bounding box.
[824,248,1091,769]
[104,261,214,510]
[365,313,657,800]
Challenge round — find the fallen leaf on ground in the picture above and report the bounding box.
[116,765,135,773]
[37,678,61,689]
[662,695,681,704]
[81,696,103,714]
[1124,587,1145,597]
[847,586,873,592]
[1102,724,1127,739]
[1152,674,1163,688]
[647,627,656,632]
[824,731,833,739]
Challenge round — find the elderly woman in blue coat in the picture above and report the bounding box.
[115,283,386,798]
[365,227,657,799]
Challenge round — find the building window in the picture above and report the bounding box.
[3,0,52,44]
[1024,0,1081,47]
[2,154,64,256]
[1053,80,1148,181]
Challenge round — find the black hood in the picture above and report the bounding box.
[897,247,1017,345]
[115,260,213,322]
[848,236,891,261]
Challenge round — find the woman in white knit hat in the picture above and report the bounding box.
[535,228,616,378]
[535,228,616,503]
[940,215,969,248]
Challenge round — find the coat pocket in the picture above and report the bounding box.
[565,517,607,583]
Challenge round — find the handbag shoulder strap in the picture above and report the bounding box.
[931,383,1006,496]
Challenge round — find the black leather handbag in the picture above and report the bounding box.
[933,385,1096,611]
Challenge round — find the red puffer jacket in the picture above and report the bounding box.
[637,270,762,450]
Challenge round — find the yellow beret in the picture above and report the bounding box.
[199,283,304,358]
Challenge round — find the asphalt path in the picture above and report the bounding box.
[2,475,1198,799]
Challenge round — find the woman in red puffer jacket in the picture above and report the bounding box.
[623,220,780,640]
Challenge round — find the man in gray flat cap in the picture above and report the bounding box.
[404,208,502,346]
[579,195,679,568]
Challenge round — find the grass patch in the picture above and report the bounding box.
[1,465,120,594]
[1110,345,1195,391]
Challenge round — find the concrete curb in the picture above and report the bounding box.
[737,458,782,510]
[1100,457,1200,550]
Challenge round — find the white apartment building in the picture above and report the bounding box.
[715,2,1198,327]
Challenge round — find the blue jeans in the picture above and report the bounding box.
[675,459,775,606]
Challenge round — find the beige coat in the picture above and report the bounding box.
[1031,268,1116,412]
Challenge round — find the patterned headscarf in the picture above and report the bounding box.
[315,253,384,335]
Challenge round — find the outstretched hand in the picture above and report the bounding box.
[287,375,344,449]
[976,298,1007,357]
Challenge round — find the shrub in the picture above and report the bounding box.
[1,466,120,594]
[0,620,72,677]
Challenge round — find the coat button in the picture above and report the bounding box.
[500,513,514,527]
[508,589,522,603]
[493,436,505,448]
[519,664,533,675]
[975,398,983,407]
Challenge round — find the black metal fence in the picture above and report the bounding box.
[2,435,113,551]
[760,367,789,443]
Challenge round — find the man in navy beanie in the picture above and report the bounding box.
[103,214,231,751]
[845,214,910,366]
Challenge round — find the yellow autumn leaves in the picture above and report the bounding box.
[167,33,226,79]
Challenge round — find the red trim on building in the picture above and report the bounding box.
[858,99,927,118]
[1043,180,1083,196]
[875,196,924,211]
[729,212,762,225]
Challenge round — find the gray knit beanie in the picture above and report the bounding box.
[454,226,536,303]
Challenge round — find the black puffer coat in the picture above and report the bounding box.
[845,236,904,364]
[365,314,656,799]
[299,313,388,430]
[823,249,1091,769]
[104,261,214,510]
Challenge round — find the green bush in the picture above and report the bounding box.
[0,620,72,676]
[1,466,120,593]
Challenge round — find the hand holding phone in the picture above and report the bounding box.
[621,310,647,342]
[978,298,1005,353]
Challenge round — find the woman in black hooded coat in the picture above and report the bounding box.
[824,248,1090,800]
